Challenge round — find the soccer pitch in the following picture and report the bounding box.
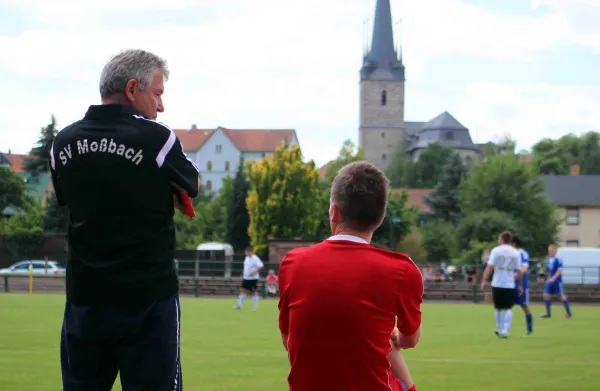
[0,294,598,391]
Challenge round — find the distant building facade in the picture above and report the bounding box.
[174,125,299,192]
[541,165,600,248]
[358,0,480,172]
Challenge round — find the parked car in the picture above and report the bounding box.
[0,260,66,276]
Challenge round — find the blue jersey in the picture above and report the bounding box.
[515,249,529,289]
[548,257,563,283]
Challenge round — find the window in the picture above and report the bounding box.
[381,132,385,138]
[566,240,579,247]
[207,161,212,171]
[13,263,30,270]
[382,153,387,161]
[566,207,579,225]
[206,180,212,191]
[225,161,230,171]
[381,90,387,106]
[445,132,453,140]
[216,144,222,153]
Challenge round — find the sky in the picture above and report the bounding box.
[0,0,599,167]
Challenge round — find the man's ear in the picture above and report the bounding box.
[124,79,138,102]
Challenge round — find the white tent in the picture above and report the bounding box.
[195,242,235,277]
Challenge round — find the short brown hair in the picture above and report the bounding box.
[499,231,513,244]
[245,247,253,252]
[331,161,388,231]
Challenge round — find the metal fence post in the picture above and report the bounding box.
[194,279,199,298]
[4,275,8,293]
[472,284,478,303]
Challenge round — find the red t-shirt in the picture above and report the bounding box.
[266,275,278,282]
[278,238,423,391]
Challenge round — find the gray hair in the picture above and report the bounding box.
[99,49,170,99]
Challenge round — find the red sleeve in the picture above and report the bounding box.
[396,258,424,337]
[278,255,291,335]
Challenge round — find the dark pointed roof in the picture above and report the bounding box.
[422,111,467,131]
[406,112,479,152]
[541,175,600,207]
[360,0,405,81]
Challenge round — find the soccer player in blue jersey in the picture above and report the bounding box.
[511,236,533,334]
[541,244,572,319]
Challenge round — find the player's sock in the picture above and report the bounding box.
[562,300,572,316]
[238,294,246,308]
[252,295,259,309]
[526,312,533,333]
[498,310,506,335]
[503,309,513,335]
[495,310,502,332]
[544,300,551,316]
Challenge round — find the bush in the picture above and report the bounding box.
[420,220,457,264]
[397,230,427,264]
[456,210,518,251]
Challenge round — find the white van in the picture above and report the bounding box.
[556,247,600,285]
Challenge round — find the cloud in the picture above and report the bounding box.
[0,0,599,167]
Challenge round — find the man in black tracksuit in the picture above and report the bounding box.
[50,49,199,391]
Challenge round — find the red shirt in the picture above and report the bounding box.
[278,238,423,391]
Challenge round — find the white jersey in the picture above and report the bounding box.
[242,254,264,280]
[488,244,522,289]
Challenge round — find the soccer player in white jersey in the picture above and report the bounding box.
[481,231,523,338]
[234,247,264,310]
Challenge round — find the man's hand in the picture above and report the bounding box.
[390,327,401,349]
[480,281,486,290]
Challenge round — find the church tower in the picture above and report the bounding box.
[359,0,405,172]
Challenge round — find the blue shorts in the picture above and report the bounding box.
[514,288,530,306]
[60,293,182,391]
[544,281,565,295]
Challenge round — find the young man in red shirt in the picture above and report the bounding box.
[278,162,423,391]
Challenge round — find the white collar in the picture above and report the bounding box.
[327,234,369,244]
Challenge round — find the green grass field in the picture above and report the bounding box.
[0,294,598,391]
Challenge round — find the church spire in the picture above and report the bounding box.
[361,0,405,81]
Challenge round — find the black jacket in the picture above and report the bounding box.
[50,104,199,307]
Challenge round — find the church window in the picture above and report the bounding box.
[381,91,387,106]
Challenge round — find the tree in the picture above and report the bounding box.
[420,220,458,264]
[1,201,45,260]
[226,159,251,251]
[204,176,233,242]
[246,143,322,256]
[479,134,517,158]
[460,154,560,256]
[456,210,518,250]
[25,115,58,174]
[324,139,364,181]
[372,190,418,249]
[396,231,427,264]
[579,132,600,174]
[424,152,467,222]
[387,142,453,188]
[0,167,31,214]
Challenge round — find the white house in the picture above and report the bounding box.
[174,125,299,192]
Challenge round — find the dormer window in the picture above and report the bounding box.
[445,132,453,140]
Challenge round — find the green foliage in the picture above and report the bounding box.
[424,152,467,221]
[532,132,600,175]
[324,139,364,181]
[372,190,419,248]
[25,115,58,174]
[420,220,458,264]
[0,168,30,213]
[455,240,496,265]
[1,202,45,260]
[459,154,559,256]
[246,142,322,255]
[388,142,454,188]
[204,176,233,242]
[479,135,517,158]
[456,210,518,250]
[397,230,428,264]
[314,180,333,239]
[226,159,251,251]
